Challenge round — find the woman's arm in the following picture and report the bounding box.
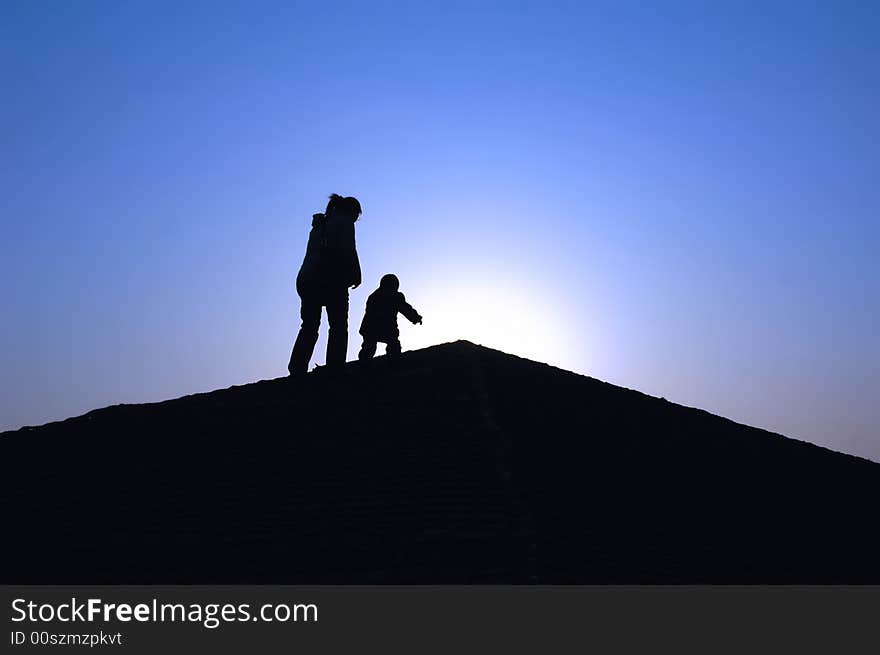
[346,220,361,288]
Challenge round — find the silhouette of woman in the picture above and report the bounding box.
[288,194,362,376]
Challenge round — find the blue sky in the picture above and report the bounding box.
[2,1,878,460]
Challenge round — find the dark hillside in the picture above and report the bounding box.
[2,341,877,582]
[475,347,879,582]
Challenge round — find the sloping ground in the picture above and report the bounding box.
[1,341,878,583]
[475,347,880,582]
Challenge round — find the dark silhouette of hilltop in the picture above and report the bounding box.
[2,341,878,583]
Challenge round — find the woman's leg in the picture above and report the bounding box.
[288,295,322,375]
[325,288,349,368]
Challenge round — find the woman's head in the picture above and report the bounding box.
[326,194,362,221]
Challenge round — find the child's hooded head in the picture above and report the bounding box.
[379,274,399,292]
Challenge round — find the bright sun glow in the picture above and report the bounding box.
[399,272,578,369]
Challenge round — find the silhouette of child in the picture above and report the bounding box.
[358,274,422,360]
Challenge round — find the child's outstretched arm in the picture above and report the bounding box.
[398,295,422,324]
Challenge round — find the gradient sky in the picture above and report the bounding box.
[2,1,878,461]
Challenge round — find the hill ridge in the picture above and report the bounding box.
[6,339,870,468]
[1,341,878,583]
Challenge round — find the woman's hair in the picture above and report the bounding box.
[326,194,362,221]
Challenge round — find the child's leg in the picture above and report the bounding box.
[358,338,377,360]
[386,338,402,358]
